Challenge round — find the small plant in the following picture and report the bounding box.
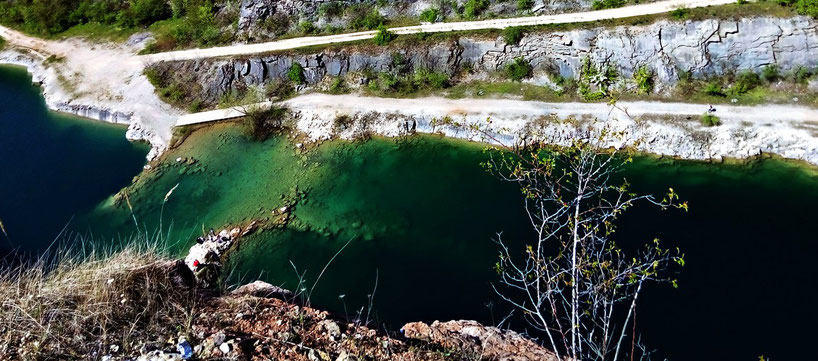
[736,0,747,4]
[288,63,306,84]
[463,0,489,20]
[517,0,534,11]
[328,77,349,94]
[0,36,5,51]
[373,25,397,46]
[701,113,721,127]
[591,0,626,11]
[502,26,526,46]
[505,57,533,82]
[702,82,726,97]
[633,66,654,95]
[795,0,818,18]
[669,6,690,20]
[762,64,780,82]
[319,2,345,18]
[299,21,317,34]
[792,66,813,84]
[730,71,761,96]
[419,8,441,23]
[243,105,288,140]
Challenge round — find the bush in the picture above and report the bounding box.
[319,2,345,18]
[299,21,317,34]
[463,0,490,20]
[124,0,172,27]
[348,5,385,30]
[264,13,291,36]
[795,0,818,17]
[413,68,450,89]
[503,26,526,46]
[243,105,288,140]
[328,77,348,94]
[0,36,5,51]
[518,0,534,11]
[762,64,780,82]
[591,0,626,11]
[730,71,761,95]
[288,63,306,84]
[373,25,397,45]
[702,82,726,97]
[669,7,690,20]
[633,66,654,94]
[419,8,441,23]
[701,113,721,127]
[506,58,533,82]
[792,66,813,84]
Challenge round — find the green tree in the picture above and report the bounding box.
[288,63,306,84]
[373,25,397,45]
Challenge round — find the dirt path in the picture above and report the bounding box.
[272,93,818,164]
[143,0,734,62]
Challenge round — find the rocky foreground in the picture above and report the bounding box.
[118,228,557,361]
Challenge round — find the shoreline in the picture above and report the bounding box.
[0,25,181,160]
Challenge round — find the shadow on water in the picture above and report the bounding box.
[0,66,148,256]
[3,64,817,360]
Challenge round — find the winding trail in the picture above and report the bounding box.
[143,0,735,62]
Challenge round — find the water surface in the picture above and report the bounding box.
[0,65,148,254]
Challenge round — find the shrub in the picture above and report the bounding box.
[463,0,490,20]
[243,105,288,140]
[506,58,533,82]
[730,71,761,95]
[702,82,726,97]
[413,68,450,89]
[761,64,780,82]
[701,113,721,127]
[633,66,654,94]
[264,13,291,36]
[329,77,348,94]
[319,2,345,18]
[348,5,385,30]
[669,7,690,20]
[288,63,306,84]
[518,0,534,11]
[125,0,172,27]
[736,0,747,4]
[373,25,397,45]
[503,26,526,46]
[591,0,626,11]
[795,0,818,18]
[299,20,317,34]
[792,66,813,84]
[419,8,440,23]
[0,36,5,51]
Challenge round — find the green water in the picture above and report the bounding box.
[70,122,818,360]
[0,66,148,254]
[3,64,817,360]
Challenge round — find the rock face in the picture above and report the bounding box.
[156,16,818,106]
[402,320,559,361]
[236,0,598,37]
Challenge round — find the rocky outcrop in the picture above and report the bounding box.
[155,16,818,106]
[237,0,598,38]
[402,320,559,361]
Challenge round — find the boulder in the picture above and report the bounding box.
[401,320,559,361]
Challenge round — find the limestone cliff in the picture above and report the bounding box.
[152,16,818,106]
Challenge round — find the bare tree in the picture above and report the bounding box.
[483,127,687,361]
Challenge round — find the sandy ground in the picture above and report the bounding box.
[274,94,818,165]
[0,25,181,160]
[144,0,735,62]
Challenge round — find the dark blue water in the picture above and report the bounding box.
[0,66,148,254]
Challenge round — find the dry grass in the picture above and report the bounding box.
[0,242,196,359]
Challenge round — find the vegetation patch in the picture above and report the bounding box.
[700,113,721,127]
[505,58,533,82]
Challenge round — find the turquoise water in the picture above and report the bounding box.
[0,66,148,254]
[2,64,817,360]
